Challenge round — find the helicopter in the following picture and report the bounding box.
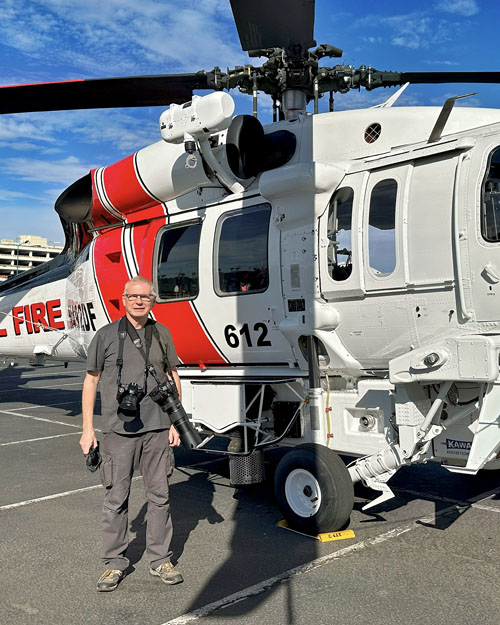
[1,0,500,534]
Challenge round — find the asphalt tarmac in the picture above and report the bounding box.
[1,361,500,625]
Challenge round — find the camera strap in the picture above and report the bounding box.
[116,317,154,391]
[151,325,172,376]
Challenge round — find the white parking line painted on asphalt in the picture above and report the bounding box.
[0,368,86,379]
[471,502,500,514]
[0,432,80,446]
[10,400,82,411]
[0,408,89,430]
[0,381,83,394]
[162,526,422,624]
[0,476,142,510]
[0,484,104,510]
[163,486,500,624]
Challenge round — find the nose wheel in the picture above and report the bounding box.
[274,443,354,534]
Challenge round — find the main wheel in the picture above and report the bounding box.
[274,443,354,534]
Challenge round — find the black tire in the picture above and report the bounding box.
[274,443,354,534]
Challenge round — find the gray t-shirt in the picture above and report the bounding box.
[87,318,179,434]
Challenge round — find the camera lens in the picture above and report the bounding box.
[148,383,201,449]
[167,402,202,449]
[117,383,144,421]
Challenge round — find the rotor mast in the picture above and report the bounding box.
[227,0,326,120]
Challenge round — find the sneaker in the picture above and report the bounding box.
[97,569,124,592]
[150,562,183,585]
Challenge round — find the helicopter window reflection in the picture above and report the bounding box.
[368,179,397,276]
[156,222,202,300]
[482,148,500,242]
[215,204,270,296]
[327,187,353,281]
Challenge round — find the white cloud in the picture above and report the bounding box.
[424,60,460,66]
[1,155,94,184]
[0,109,163,156]
[0,141,46,152]
[0,0,245,77]
[0,188,39,202]
[355,9,471,51]
[430,92,481,107]
[386,14,449,49]
[434,0,479,17]
[0,118,58,143]
[334,89,390,111]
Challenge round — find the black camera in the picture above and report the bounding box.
[149,382,202,450]
[116,382,145,419]
[85,442,101,472]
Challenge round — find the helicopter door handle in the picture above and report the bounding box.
[483,263,500,284]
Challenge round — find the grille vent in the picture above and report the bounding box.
[364,123,382,144]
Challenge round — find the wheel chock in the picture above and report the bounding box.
[276,520,355,542]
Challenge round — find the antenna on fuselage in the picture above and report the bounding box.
[428,92,478,143]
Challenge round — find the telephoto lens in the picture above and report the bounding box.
[168,402,203,449]
[149,382,202,449]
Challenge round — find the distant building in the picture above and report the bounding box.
[0,236,63,281]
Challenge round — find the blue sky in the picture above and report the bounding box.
[0,0,498,243]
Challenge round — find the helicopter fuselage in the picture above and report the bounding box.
[2,101,500,524]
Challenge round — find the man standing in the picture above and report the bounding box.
[80,276,183,592]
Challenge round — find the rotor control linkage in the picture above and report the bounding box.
[205,60,500,108]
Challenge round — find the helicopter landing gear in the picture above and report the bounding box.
[274,443,354,534]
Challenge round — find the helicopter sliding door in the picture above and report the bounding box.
[459,141,500,322]
[318,172,365,301]
[362,165,408,293]
[319,165,409,299]
[153,198,293,369]
[319,155,460,367]
[199,199,293,367]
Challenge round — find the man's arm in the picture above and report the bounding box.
[168,367,182,446]
[172,368,181,401]
[80,371,101,455]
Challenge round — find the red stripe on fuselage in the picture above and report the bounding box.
[91,169,118,229]
[93,229,129,321]
[92,219,225,364]
[153,301,226,365]
[103,154,157,217]
[131,221,226,365]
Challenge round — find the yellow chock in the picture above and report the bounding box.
[317,529,355,542]
[277,520,355,542]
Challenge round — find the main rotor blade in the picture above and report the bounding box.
[0,74,210,114]
[399,71,500,85]
[229,0,315,52]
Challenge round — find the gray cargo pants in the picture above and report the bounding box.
[99,429,174,571]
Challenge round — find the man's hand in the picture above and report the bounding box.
[169,425,180,447]
[80,429,98,455]
[81,371,100,455]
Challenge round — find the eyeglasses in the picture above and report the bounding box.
[123,294,155,302]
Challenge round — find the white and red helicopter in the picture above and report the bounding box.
[2,0,500,533]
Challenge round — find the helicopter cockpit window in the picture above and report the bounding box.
[368,179,397,276]
[327,187,353,281]
[156,222,202,300]
[482,147,500,242]
[215,204,270,296]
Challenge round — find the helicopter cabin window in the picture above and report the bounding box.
[215,204,270,295]
[156,222,202,300]
[327,187,353,281]
[482,147,500,242]
[368,179,397,276]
